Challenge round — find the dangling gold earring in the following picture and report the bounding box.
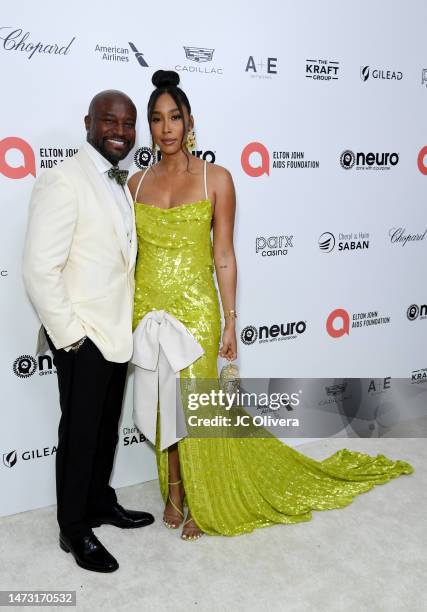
[151,140,158,164]
[186,128,196,152]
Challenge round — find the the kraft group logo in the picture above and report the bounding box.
[0,137,35,179]
[306,58,340,81]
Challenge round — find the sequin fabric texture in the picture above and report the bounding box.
[133,197,414,536]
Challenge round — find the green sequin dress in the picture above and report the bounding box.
[132,164,414,536]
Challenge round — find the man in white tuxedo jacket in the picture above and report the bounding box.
[23,90,154,573]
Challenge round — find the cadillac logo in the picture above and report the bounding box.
[326,383,347,396]
[183,46,215,63]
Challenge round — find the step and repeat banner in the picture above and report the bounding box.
[1,0,426,517]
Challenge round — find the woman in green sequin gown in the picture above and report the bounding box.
[129,70,414,540]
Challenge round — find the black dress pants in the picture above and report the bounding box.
[46,331,128,537]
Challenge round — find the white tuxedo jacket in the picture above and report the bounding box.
[22,148,137,363]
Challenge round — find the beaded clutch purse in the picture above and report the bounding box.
[219,362,240,406]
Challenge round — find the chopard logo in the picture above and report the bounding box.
[0,27,75,60]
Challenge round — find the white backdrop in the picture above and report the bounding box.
[1,0,426,517]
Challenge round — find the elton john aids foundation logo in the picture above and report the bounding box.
[327,307,390,338]
[417,146,427,175]
[326,309,350,338]
[241,142,320,176]
[241,142,270,177]
[0,137,35,179]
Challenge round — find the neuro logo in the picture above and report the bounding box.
[134,146,216,169]
[340,149,398,170]
[407,304,423,321]
[13,355,37,378]
[0,137,36,179]
[326,309,350,338]
[134,146,159,168]
[240,326,258,345]
[340,150,355,169]
[241,142,269,177]
[407,304,419,320]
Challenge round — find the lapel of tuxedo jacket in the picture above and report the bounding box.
[75,149,130,265]
[123,182,137,272]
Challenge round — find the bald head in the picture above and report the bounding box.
[84,90,137,165]
[87,89,137,118]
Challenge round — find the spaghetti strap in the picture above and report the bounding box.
[203,160,208,200]
[134,167,150,203]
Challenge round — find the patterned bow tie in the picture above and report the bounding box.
[107,167,129,187]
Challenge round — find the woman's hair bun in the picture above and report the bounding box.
[152,70,180,88]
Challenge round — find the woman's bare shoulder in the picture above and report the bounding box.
[206,162,234,186]
[128,169,145,192]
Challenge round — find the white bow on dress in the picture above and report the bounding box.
[131,309,205,450]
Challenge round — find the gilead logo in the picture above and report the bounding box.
[241,142,269,177]
[326,308,350,338]
[0,137,36,179]
[417,146,427,175]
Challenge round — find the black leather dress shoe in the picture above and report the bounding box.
[88,503,155,529]
[59,532,119,573]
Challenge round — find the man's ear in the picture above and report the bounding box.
[84,115,90,132]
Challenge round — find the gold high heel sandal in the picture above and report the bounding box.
[163,479,184,529]
[181,513,203,541]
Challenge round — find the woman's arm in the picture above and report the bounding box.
[212,166,238,361]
